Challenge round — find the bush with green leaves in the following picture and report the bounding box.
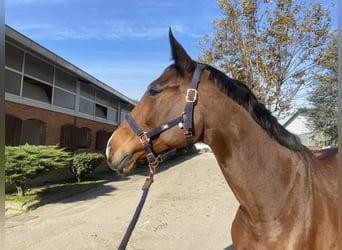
[70,153,104,182]
[5,144,72,196]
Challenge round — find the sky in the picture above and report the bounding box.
[5,0,338,101]
[5,0,223,100]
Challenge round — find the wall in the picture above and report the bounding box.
[5,101,117,152]
[285,113,311,134]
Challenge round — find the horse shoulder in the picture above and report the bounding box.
[308,148,338,248]
[231,206,310,249]
[231,206,260,249]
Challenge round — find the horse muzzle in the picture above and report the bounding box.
[106,137,133,173]
[107,150,133,174]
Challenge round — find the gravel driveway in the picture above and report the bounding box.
[5,153,239,250]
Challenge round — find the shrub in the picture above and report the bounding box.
[5,144,72,196]
[70,153,104,182]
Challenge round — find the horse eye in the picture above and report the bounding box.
[148,88,160,96]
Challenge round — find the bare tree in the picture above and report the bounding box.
[199,0,334,119]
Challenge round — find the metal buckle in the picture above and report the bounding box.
[147,153,160,170]
[139,132,150,144]
[186,89,198,103]
[184,129,193,137]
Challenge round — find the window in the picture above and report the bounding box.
[24,54,54,83]
[5,114,22,146]
[109,96,119,109]
[96,90,108,106]
[96,130,112,151]
[79,97,94,115]
[55,68,76,93]
[107,108,118,123]
[5,43,24,71]
[95,104,107,119]
[53,88,76,110]
[80,83,95,100]
[79,127,91,148]
[119,102,131,123]
[22,77,52,104]
[5,69,21,96]
[108,96,119,123]
[120,109,129,123]
[61,124,79,151]
[61,125,91,150]
[20,119,45,145]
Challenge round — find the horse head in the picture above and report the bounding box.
[106,30,204,173]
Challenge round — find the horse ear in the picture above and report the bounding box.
[169,28,196,75]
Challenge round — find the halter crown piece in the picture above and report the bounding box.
[125,63,205,183]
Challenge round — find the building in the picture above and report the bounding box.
[283,110,326,150]
[5,25,136,153]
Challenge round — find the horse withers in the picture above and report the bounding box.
[106,29,338,249]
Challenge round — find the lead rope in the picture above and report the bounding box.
[117,63,205,249]
[117,171,154,250]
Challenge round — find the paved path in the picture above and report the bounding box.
[5,153,239,250]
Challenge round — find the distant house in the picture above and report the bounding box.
[283,110,325,150]
[5,25,136,153]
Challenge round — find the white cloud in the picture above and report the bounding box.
[8,19,193,41]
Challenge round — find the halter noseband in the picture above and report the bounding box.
[125,63,205,177]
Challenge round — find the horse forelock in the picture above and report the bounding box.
[202,64,304,151]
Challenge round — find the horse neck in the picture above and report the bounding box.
[199,91,307,222]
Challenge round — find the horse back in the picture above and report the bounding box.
[313,147,338,186]
[313,147,338,161]
[312,147,338,191]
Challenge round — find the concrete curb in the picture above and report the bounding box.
[5,200,41,218]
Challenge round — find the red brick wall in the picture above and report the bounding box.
[5,101,117,152]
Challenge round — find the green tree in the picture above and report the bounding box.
[5,144,71,196]
[199,0,333,119]
[306,34,338,146]
[70,153,104,182]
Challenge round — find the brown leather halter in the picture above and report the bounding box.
[125,63,205,178]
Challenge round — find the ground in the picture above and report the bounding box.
[5,153,239,250]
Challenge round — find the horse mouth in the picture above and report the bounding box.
[108,153,134,173]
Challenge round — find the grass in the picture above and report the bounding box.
[6,189,39,204]
[5,178,106,208]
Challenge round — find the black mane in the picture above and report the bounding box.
[203,64,304,151]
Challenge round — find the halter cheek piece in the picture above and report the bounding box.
[125,63,205,178]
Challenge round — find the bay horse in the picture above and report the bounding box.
[106,29,338,249]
